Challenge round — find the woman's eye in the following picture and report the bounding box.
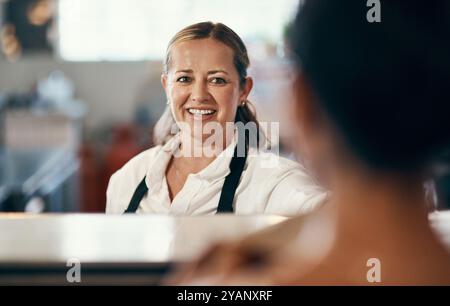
[177,76,191,83]
[210,77,227,85]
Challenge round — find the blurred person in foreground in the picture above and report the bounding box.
[170,0,450,285]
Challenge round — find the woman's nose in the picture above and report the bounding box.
[191,81,210,103]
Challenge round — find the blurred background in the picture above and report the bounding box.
[0,0,302,213]
[0,0,449,214]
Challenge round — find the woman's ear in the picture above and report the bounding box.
[239,77,253,102]
[161,74,168,90]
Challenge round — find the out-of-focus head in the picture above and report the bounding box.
[288,0,450,180]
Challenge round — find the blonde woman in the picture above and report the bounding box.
[106,22,327,215]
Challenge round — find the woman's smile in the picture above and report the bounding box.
[185,106,218,122]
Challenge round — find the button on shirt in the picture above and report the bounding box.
[106,136,328,216]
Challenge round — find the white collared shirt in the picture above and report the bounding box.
[106,136,328,216]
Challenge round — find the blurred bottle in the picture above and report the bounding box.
[105,124,141,174]
[79,142,101,212]
[99,124,142,211]
[36,70,74,108]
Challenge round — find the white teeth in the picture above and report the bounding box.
[188,109,215,115]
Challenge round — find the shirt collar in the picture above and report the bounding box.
[145,132,239,189]
[194,133,237,182]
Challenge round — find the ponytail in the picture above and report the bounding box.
[235,100,266,149]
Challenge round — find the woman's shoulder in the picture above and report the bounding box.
[246,148,309,178]
[107,145,162,193]
[106,145,163,214]
[245,149,321,192]
[111,145,162,181]
[244,149,327,215]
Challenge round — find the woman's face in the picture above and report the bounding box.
[162,38,252,141]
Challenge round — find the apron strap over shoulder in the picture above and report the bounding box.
[123,176,148,213]
[216,143,247,214]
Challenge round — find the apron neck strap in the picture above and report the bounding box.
[123,132,248,214]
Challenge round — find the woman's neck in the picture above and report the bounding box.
[331,165,429,236]
[325,162,441,258]
[175,132,234,174]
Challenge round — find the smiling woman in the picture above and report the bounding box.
[158,22,257,147]
[105,22,328,216]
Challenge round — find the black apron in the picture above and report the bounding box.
[123,135,248,214]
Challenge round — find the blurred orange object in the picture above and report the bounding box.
[100,124,143,212]
[79,142,101,212]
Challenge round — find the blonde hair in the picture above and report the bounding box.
[154,21,263,146]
